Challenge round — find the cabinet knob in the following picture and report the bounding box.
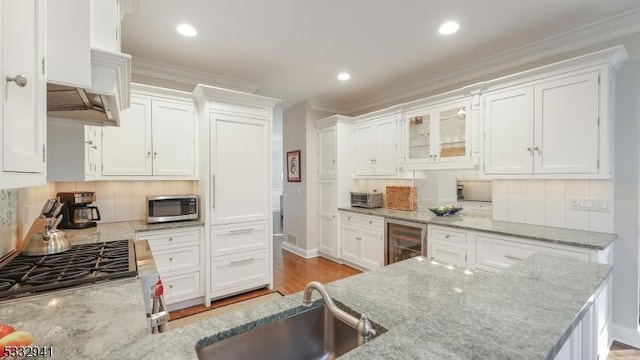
[6,74,27,87]
[85,140,93,145]
[146,151,152,159]
[169,258,173,262]
[368,221,372,224]
[169,237,173,241]
[153,152,158,158]
[169,285,173,289]
[445,235,450,239]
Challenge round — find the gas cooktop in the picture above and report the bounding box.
[0,240,137,302]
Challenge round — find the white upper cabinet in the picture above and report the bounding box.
[353,111,400,177]
[403,97,474,170]
[0,0,46,189]
[102,96,153,176]
[480,47,627,179]
[483,87,534,174]
[90,0,120,52]
[318,127,337,178]
[101,86,196,178]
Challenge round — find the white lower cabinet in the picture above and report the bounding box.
[136,227,204,310]
[210,249,270,298]
[427,224,612,360]
[339,212,383,270]
[209,222,271,301]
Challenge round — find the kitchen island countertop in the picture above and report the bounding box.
[339,206,615,250]
[0,252,611,359]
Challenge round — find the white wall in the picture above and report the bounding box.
[54,180,198,223]
[612,60,640,338]
[491,179,614,233]
[282,102,307,249]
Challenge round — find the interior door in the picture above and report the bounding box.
[151,99,195,176]
[483,87,534,174]
[210,113,269,225]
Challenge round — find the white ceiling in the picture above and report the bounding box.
[121,1,640,112]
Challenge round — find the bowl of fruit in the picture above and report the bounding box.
[428,205,464,216]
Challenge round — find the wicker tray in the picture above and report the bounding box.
[385,186,417,211]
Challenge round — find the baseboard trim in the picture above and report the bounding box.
[612,324,640,348]
[280,242,318,259]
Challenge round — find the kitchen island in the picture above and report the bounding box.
[0,248,610,359]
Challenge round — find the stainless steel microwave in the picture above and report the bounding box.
[147,195,199,224]
[350,192,383,208]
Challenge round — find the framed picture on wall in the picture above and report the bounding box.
[286,150,301,182]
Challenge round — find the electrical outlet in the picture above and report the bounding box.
[568,197,611,212]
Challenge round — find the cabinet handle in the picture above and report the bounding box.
[6,74,27,87]
[526,147,533,155]
[356,237,362,240]
[504,255,524,261]
[211,175,216,209]
[85,140,93,145]
[534,146,541,155]
[153,152,158,158]
[445,234,450,239]
[230,228,255,234]
[146,151,152,159]
[90,145,97,149]
[231,258,255,265]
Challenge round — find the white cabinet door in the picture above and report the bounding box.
[374,118,397,175]
[45,0,91,88]
[210,249,270,298]
[151,99,195,176]
[318,127,336,178]
[85,126,101,176]
[2,0,44,175]
[90,0,119,51]
[102,96,152,175]
[318,180,337,257]
[534,72,599,174]
[360,227,382,269]
[340,223,360,264]
[353,123,376,176]
[210,114,269,225]
[483,87,534,174]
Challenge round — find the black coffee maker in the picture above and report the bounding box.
[57,192,101,229]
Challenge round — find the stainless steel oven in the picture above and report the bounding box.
[384,218,427,265]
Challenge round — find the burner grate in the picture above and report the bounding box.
[0,239,136,301]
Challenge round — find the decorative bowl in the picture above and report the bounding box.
[428,206,463,216]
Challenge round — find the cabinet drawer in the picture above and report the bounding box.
[210,249,270,298]
[154,245,200,273]
[211,223,269,257]
[476,235,589,273]
[163,271,202,304]
[360,215,383,229]
[429,240,467,268]
[340,212,360,225]
[429,226,467,246]
[138,228,201,250]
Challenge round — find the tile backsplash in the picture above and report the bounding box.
[54,181,198,223]
[492,179,614,233]
[0,190,19,257]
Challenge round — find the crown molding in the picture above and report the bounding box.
[340,8,640,116]
[305,99,348,114]
[131,57,260,94]
[193,84,280,109]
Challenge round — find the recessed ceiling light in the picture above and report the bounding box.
[176,23,197,37]
[337,72,351,81]
[438,21,460,35]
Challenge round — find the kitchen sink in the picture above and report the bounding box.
[196,305,380,360]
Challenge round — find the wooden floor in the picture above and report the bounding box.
[170,231,360,320]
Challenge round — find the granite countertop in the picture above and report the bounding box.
[63,219,204,245]
[339,207,616,250]
[0,253,611,359]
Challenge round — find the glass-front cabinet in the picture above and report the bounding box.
[404,98,473,169]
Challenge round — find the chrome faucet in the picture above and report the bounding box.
[302,281,376,344]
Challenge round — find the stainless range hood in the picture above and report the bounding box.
[47,48,131,127]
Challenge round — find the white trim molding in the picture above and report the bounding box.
[280,242,318,259]
[334,8,640,116]
[611,324,640,349]
[132,57,260,94]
